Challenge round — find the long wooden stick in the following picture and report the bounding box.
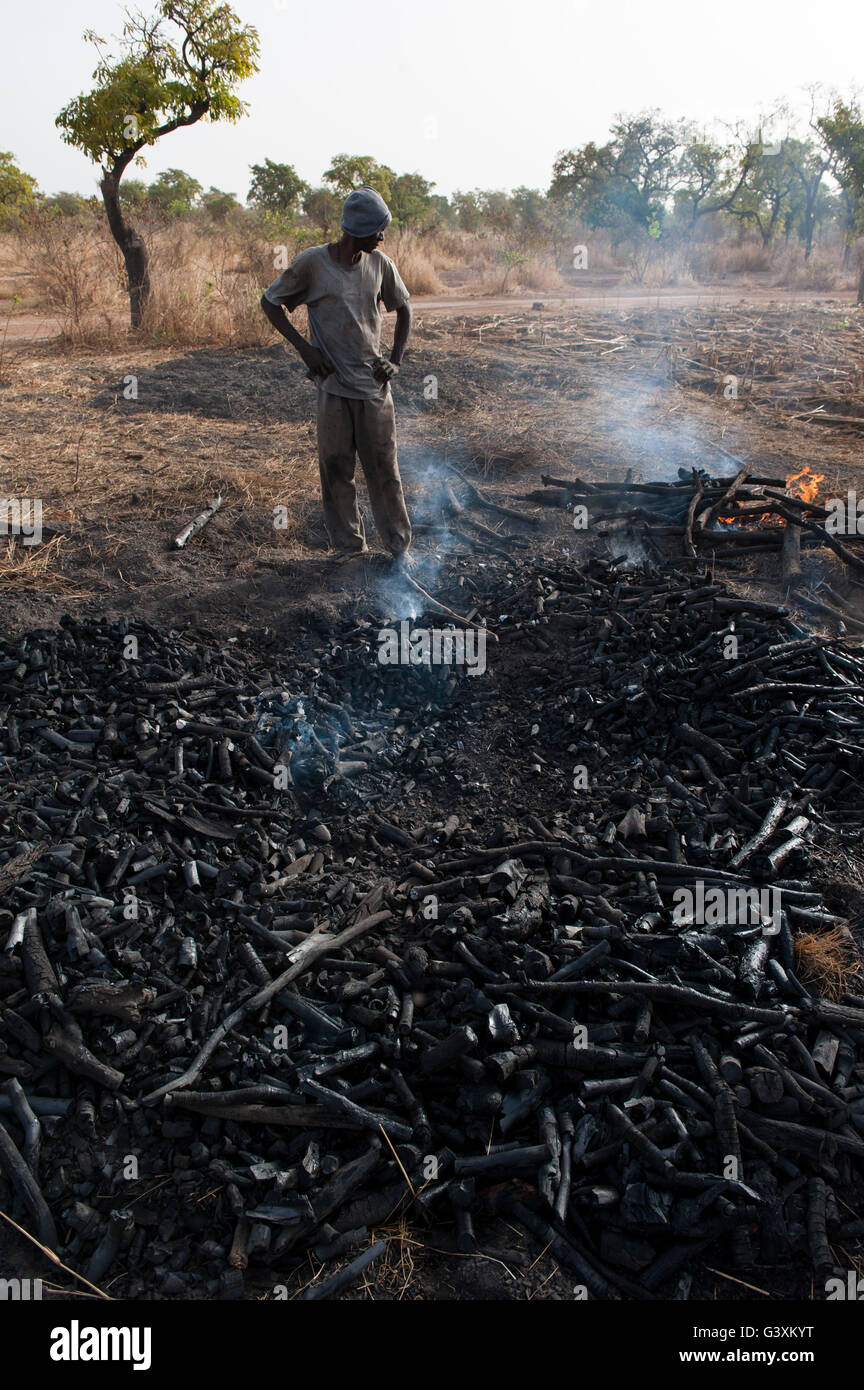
[683,479,704,557]
[400,570,499,642]
[696,467,749,530]
[139,910,391,1104]
[0,1117,57,1247]
[165,1098,366,1129]
[443,461,539,527]
[173,495,223,550]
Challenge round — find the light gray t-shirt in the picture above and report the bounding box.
[264,245,410,400]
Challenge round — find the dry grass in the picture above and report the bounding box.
[12,217,301,348]
[769,245,846,291]
[137,224,272,347]
[685,233,854,290]
[0,535,81,593]
[0,345,322,592]
[364,1217,422,1297]
[2,216,859,356]
[467,257,566,297]
[514,257,568,292]
[18,216,124,342]
[794,927,861,999]
[699,237,775,277]
[387,229,444,295]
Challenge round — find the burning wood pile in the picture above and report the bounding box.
[535,464,864,623]
[1,546,864,1299]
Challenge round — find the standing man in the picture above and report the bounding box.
[261,186,413,560]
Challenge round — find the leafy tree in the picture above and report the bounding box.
[147,166,202,215]
[119,177,150,208]
[817,100,864,238]
[322,154,394,201]
[56,0,259,327]
[779,137,832,257]
[724,134,800,245]
[550,113,683,238]
[671,137,750,227]
[451,190,483,233]
[816,99,864,298]
[302,186,341,234]
[388,172,435,226]
[43,191,97,217]
[478,190,517,235]
[427,193,455,225]
[199,185,241,220]
[0,152,39,224]
[248,158,309,214]
[510,186,546,231]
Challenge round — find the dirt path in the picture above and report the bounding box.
[1,283,857,345]
[415,285,856,316]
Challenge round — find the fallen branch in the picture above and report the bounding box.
[444,461,539,527]
[139,910,392,1104]
[173,495,223,550]
[400,570,499,641]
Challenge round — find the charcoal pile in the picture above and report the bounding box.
[1,546,864,1300]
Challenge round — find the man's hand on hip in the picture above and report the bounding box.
[372,356,399,384]
[300,344,332,378]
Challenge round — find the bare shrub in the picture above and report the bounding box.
[513,257,567,292]
[18,211,125,341]
[769,243,848,291]
[387,230,443,295]
[138,222,272,346]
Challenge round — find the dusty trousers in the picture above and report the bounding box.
[315,387,412,556]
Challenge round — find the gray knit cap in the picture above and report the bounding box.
[341,185,392,237]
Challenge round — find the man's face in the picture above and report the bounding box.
[355,228,386,253]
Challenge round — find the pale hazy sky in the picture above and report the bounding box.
[5,0,863,200]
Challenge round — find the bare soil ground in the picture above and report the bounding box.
[2,300,864,1301]
[2,299,864,640]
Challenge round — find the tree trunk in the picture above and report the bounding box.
[100,171,151,330]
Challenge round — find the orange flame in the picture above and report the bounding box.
[786,465,825,505]
[717,465,825,527]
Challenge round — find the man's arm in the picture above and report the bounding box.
[259,294,331,378]
[373,301,413,382]
[391,302,412,365]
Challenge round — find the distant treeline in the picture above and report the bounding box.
[5,94,864,257]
